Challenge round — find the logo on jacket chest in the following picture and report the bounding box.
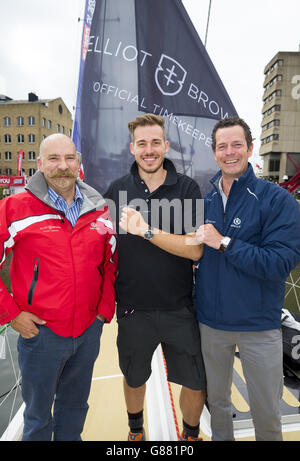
[205,219,216,224]
[40,225,61,233]
[231,217,242,228]
[90,217,114,234]
[205,217,242,229]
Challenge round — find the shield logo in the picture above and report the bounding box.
[155,54,187,96]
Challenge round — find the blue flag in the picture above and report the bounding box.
[73,0,237,195]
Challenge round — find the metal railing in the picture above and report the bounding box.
[0,323,23,440]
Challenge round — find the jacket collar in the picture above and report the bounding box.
[210,163,256,190]
[26,171,106,213]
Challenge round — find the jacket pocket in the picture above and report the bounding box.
[27,258,40,306]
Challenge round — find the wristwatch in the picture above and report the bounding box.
[144,227,154,240]
[219,236,231,253]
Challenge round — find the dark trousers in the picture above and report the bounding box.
[18,318,103,441]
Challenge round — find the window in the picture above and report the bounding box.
[263,89,282,105]
[269,159,280,172]
[261,134,280,145]
[28,151,36,161]
[17,134,25,143]
[56,124,60,133]
[28,168,36,176]
[28,116,35,126]
[5,151,12,161]
[42,117,46,127]
[17,116,24,126]
[4,117,11,127]
[5,168,12,175]
[262,104,281,118]
[264,74,283,90]
[270,120,280,128]
[265,61,282,77]
[262,120,280,131]
[48,120,52,129]
[28,134,35,143]
[4,134,11,144]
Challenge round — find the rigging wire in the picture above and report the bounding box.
[204,0,212,48]
[0,381,22,402]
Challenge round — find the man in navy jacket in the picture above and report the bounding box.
[195,117,300,441]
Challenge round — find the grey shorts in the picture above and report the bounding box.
[117,307,206,390]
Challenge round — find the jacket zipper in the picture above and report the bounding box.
[216,192,226,324]
[27,258,40,306]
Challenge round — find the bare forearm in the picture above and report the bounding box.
[149,229,203,260]
[119,206,203,260]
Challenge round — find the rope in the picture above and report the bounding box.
[0,324,9,335]
[161,346,181,440]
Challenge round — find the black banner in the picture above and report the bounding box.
[73,0,237,195]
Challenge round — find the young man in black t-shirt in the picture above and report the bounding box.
[105,114,206,441]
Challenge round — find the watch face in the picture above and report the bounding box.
[144,228,154,240]
[220,236,231,252]
[222,237,231,247]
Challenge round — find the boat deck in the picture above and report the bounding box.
[82,318,300,442]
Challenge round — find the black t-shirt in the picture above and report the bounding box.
[105,158,202,314]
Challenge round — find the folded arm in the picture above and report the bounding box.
[120,207,203,261]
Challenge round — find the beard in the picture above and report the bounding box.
[136,157,165,175]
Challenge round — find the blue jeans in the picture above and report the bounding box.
[18,318,103,441]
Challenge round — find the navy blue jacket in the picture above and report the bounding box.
[195,164,300,331]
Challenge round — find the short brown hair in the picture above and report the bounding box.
[211,117,253,151]
[128,113,166,142]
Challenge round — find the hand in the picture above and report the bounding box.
[10,311,46,338]
[119,207,148,237]
[196,224,223,250]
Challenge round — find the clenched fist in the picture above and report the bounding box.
[196,224,223,250]
[119,207,148,237]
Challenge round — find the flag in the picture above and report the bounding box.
[73,0,237,195]
[79,160,85,180]
[17,150,24,176]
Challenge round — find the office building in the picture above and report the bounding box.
[259,51,300,185]
[0,93,73,177]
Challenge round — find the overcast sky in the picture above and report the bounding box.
[0,0,299,167]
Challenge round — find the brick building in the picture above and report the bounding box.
[0,93,73,177]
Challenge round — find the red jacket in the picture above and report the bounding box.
[0,172,117,337]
